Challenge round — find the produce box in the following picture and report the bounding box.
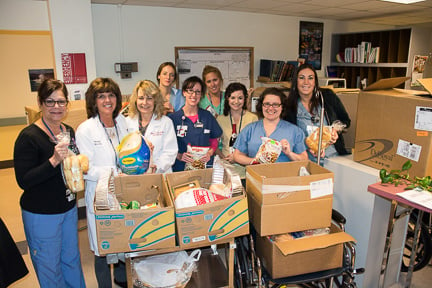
[165,168,249,249]
[95,174,175,255]
[256,224,355,278]
[246,161,333,236]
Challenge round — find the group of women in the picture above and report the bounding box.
[13,62,350,287]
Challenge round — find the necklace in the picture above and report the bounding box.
[139,113,152,136]
[42,117,63,142]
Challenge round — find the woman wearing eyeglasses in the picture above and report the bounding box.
[156,62,184,114]
[14,79,86,287]
[199,65,225,117]
[285,63,351,163]
[125,80,178,173]
[168,76,222,172]
[233,87,308,165]
[76,78,129,287]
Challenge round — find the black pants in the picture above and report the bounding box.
[94,255,126,288]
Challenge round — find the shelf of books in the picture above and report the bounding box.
[258,59,299,83]
[330,28,411,88]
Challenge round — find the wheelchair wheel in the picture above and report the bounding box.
[401,213,432,272]
[235,236,252,287]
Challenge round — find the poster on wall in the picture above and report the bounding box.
[28,69,55,92]
[299,21,323,70]
[411,55,429,87]
[62,53,88,84]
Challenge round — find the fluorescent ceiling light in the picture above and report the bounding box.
[380,0,425,4]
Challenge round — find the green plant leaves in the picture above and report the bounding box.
[380,160,431,191]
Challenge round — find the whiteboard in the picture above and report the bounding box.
[175,47,254,90]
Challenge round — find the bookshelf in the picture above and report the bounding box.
[330,28,411,88]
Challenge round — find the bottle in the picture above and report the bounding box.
[229,123,237,153]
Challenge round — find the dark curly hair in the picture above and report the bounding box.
[222,82,248,116]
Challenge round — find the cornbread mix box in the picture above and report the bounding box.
[246,161,333,236]
[256,223,355,278]
[354,77,432,177]
[165,168,249,249]
[95,174,175,255]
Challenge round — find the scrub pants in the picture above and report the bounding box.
[22,207,86,288]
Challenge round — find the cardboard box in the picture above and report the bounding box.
[336,90,360,152]
[246,161,333,236]
[354,78,432,177]
[165,169,249,249]
[25,99,87,131]
[256,224,355,279]
[95,174,175,255]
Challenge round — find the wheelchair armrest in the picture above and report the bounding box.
[332,209,346,225]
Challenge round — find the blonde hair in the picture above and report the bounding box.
[128,80,164,119]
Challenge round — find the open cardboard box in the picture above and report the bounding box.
[94,174,175,255]
[165,168,249,249]
[246,161,333,236]
[354,77,432,177]
[256,223,355,279]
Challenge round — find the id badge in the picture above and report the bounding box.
[177,125,188,137]
[194,121,204,128]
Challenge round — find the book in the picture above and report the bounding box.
[259,59,273,77]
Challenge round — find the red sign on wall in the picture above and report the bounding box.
[61,53,87,84]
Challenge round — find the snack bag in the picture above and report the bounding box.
[251,137,282,164]
[118,131,152,175]
[184,144,209,171]
[174,188,226,209]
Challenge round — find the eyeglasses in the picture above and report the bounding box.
[186,89,202,96]
[44,99,68,107]
[262,102,282,108]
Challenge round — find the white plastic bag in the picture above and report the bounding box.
[134,249,201,288]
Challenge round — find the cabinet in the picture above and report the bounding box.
[330,29,411,88]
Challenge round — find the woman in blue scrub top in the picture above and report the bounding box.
[168,76,222,172]
[233,87,308,165]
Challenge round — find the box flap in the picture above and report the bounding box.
[363,77,410,91]
[418,78,432,95]
[274,227,355,256]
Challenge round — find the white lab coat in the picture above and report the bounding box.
[125,114,178,174]
[75,114,129,256]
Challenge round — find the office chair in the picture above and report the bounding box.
[234,210,364,288]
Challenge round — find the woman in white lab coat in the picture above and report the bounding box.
[125,80,178,173]
[76,77,129,288]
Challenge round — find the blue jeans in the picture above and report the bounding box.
[22,207,86,288]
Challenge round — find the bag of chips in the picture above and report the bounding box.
[184,144,209,171]
[251,137,282,165]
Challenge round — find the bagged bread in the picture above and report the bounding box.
[305,120,346,154]
[174,188,226,209]
[250,137,282,165]
[305,126,332,155]
[62,154,89,193]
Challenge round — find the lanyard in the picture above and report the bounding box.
[229,110,243,135]
[42,117,64,142]
[99,115,120,167]
[208,93,222,115]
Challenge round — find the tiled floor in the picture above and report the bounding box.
[1,125,432,288]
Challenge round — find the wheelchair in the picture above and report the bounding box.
[234,210,364,288]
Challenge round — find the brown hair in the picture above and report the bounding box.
[85,77,122,119]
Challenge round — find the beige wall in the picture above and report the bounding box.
[0,30,54,121]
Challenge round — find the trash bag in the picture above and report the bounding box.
[134,249,201,288]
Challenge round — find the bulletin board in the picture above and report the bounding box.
[175,47,254,89]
